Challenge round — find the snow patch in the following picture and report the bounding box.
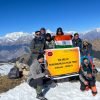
[0,81,100,100]
[97,68,100,72]
[0,64,14,76]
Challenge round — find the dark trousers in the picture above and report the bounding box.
[80,77,96,91]
[29,78,43,95]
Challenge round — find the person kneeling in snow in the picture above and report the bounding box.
[79,58,97,96]
[27,54,48,100]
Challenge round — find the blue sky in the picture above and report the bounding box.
[0,0,100,36]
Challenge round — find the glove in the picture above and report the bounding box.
[45,75,49,78]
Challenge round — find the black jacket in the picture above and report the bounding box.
[72,38,82,51]
[79,63,95,83]
[30,37,45,56]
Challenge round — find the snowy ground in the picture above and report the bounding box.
[0,81,100,100]
[97,68,100,72]
[0,64,100,100]
[0,64,14,76]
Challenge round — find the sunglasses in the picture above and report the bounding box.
[75,35,79,37]
[58,31,62,32]
[36,34,41,36]
[84,61,89,65]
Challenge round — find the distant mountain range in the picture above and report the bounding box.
[0,32,33,46]
[0,28,100,62]
[82,28,100,40]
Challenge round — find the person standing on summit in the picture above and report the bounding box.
[56,27,64,36]
[30,31,45,62]
[54,27,73,48]
[40,28,46,39]
[72,33,82,53]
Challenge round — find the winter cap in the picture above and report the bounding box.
[35,31,41,34]
[74,33,79,36]
[83,57,89,64]
[46,33,51,38]
[40,28,46,31]
[37,54,44,60]
[57,27,63,32]
[56,27,64,35]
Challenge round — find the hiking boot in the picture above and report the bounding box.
[36,96,48,100]
[92,91,97,96]
[36,94,48,100]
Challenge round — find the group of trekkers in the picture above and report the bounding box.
[25,27,98,100]
[8,27,98,100]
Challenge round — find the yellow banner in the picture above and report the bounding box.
[45,47,80,76]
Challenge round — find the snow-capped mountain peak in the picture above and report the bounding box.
[95,28,100,32]
[46,29,53,33]
[4,32,30,41]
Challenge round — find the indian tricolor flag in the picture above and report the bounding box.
[54,35,73,48]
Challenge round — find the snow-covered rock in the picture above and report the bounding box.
[97,68,100,72]
[0,64,14,76]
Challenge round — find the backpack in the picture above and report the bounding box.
[8,67,21,79]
